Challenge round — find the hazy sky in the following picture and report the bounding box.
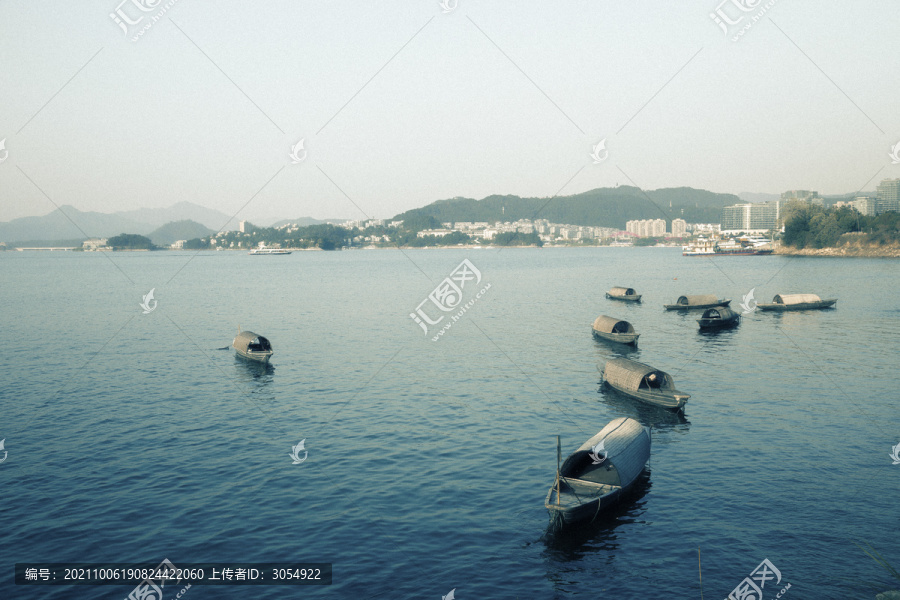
[1,1,898,224]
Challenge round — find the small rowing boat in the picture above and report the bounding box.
[546,417,651,527]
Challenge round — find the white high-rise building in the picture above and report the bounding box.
[626,218,666,237]
[876,179,900,214]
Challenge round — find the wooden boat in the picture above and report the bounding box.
[232,330,274,363]
[664,294,730,311]
[605,287,642,303]
[757,293,836,311]
[697,307,740,329]
[601,358,690,411]
[591,315,640,346]
[545,417,651,526]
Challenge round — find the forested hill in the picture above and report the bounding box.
[392,187,739,229]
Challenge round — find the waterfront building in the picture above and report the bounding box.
[82,238,109,250]
[721,201,780,233]
[780,190,823,205]
[876,179,900,214]
[851,196,877,216]
[625,218,666,237]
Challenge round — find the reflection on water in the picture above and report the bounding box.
[697,321,741,338]
[695,322,742,353]
[758,307,837,327]
[592,335,640,358]
[233,356,275,389]
[596,384,691,433]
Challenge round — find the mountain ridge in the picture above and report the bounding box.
[393,186,740,229]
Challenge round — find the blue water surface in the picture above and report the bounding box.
[1,247,898,599]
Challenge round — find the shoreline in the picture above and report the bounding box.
[775,244,900,258]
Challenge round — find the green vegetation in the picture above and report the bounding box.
[393,231,474,247]
[148,219,214,246]
[183,237,210,250]
[492,232,543,247]
[782,202,900,249]
[107,233,154,250]
[393,186,736,230]
[185,223,348,251]
[633,236,666,247]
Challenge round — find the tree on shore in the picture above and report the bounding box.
[107,233,154,250]
[782,202,899,249]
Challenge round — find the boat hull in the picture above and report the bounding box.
[604,381,688,410]
[664,300,731,311]
[592,329,639,346]
[234,349,273,363]
[683,249,773,256]
[757,300,836,311]
[545,483,622,525]
[605,293,642,302]
[697,315,740,329]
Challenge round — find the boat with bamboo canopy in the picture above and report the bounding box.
[697,307,740,329]
[232,329,274,363]
[664,294,730,311]
[757,293,836,311]
[545,417,651,526]
[591,315,640,346]
[601,358,690,411]
[605,287,642,303]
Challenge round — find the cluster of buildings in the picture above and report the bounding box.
[82,238,109,250]
[625,218,688,238]
[721,180,900,234]
[339,217,700,243]
[833,179,900,216]
[417,219,635,243]
[172,180,900,249]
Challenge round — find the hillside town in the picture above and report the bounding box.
[4,178,897,252]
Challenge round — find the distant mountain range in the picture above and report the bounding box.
[147,220,215,246]
[0,186,874,245]
[0,202,333,244]
[738,191,872,205]
[394,186,740,229]
[267,217,329,229]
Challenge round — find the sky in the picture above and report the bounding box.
[0,0,898,224]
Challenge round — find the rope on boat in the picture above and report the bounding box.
[590,498,603,523]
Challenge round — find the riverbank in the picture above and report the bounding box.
[775,241,900,258]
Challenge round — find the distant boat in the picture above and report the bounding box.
[249,243,291,255]
[545,417,651,526]
[664,294,730,311]
[591,315,640,346]
[601,358,690,411]
[233,330,274,363]
[605,286,642,302]
[682,237,773,256]
[697,307,741,329]
[757,293,837,311]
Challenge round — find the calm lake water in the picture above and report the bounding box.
[1,247,898,599]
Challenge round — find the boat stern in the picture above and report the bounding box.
[673,392,690,409]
